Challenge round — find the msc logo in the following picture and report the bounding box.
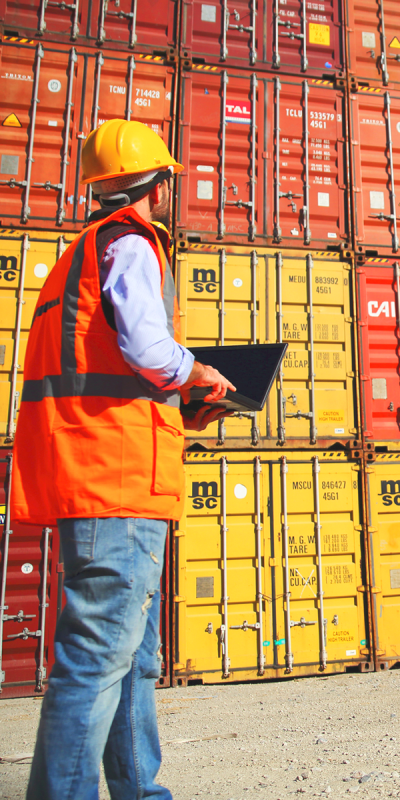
[190,481,219,509]
[0,254,18,281]
[189,268,218,294]
[380,480,400,506]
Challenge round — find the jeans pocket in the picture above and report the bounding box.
[58,517,97,578]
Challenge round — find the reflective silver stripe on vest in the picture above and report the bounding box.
[22,227,181,409]
[22,373,180,406]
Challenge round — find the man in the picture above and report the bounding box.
[11,119,234,800]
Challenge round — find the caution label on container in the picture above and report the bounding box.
[328,629,355,644]
[309,23,330,46]
[318,409,344,424]
[2,113,22,127]
[389,37,400,49]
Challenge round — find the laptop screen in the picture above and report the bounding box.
[188,343,288,409]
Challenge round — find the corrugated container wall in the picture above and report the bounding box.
[356,257,400,446]
[173,451,372,685]
[0,455,62,698]
[176,67,350,249]
[178,246,360,448]
[0,41,177,230]
[0,1,179,57]
[180,0,345,76]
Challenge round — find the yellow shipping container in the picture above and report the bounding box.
[176,246,360,448]
[0,230,76,444]
[364,453,400,671]
[173,450,372,685]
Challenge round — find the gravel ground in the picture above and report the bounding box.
[1,670,400,799]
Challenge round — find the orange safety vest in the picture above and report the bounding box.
[11,206,185,524]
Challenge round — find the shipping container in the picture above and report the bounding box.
[350,84,400,256]
[0,453,62,698]
[364,452,400,670]
[345,0,400,89]
[355,256,400,445]
[0,230,76,445]
[0,1,178,56]
[177,246,360,447]
[173,450,372,685]
[0,40,177,230]
[176,66,349,249]
[180,0,344,77]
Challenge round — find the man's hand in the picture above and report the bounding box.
[182,405,233,431]
[180,361,236,405]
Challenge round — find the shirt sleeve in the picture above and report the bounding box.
[100,234,194,390]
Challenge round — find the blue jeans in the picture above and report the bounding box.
[26,517,172,800]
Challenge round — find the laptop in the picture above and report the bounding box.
[182,343,288,414]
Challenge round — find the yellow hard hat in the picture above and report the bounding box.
[81,119,183,185]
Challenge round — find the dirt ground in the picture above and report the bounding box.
[1,669,400,799]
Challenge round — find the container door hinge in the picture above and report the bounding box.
[173,529,185,538]
[174,595,185,603]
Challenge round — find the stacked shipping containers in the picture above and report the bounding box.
[172,0,374,686]
[345,0,400,674]
[0,0,177,696]
[0,0,399,693]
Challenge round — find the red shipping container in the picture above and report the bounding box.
[0,0,178,56]
[345,0,400,88]
[356,257,400,443]
[0,453,61,698]
[176,66,349,248]
[0,40,177,231]
[181,0,344,76]
[350,85,400,256]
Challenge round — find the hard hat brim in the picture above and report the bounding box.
[81,161,184,186]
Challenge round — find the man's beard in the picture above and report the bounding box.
[151,184,171,230]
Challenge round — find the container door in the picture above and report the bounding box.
[351,87,400,255]
[267,0,344,77]
[0,1,81,40]
[174,456,270,682]
[180,0,258,68]
[0,232,75,444]
[356,260,400,442]
[345,0,400,88]
[0,41,84,229]
[177,66,261,245]
[0,456,60,698]
[271,454,370,672]
[365,455,400,668]
[268,250,358,445]
[88,0,178,53]
[79,51,177,223]
[270,76,348,249]
[177,247,267,445]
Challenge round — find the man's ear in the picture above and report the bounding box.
[148,183,163,205]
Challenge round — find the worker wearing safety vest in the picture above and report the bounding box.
[12,120,235,800]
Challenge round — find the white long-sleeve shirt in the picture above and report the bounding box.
[100,234,194,391]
